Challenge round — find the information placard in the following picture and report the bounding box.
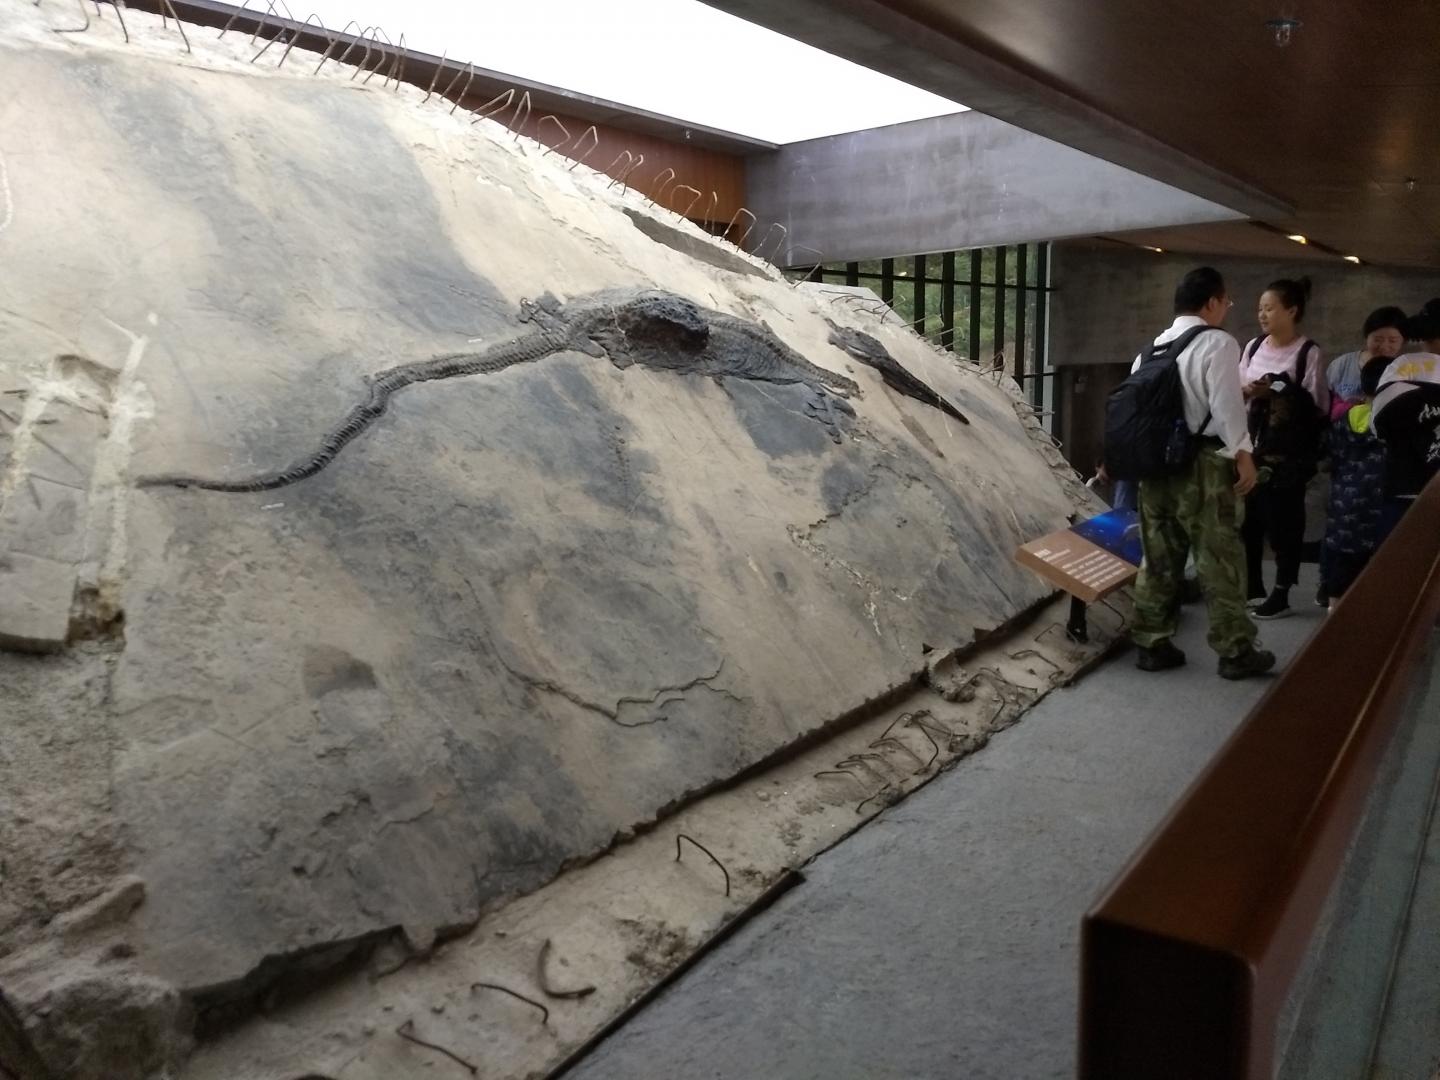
[1014,510,1141,603]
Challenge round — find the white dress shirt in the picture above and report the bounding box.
[1131,315,1253,459]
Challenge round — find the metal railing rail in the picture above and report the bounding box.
[1080,475,1440,1079]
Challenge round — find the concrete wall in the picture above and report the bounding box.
[747,112,1243,267]
[1050,242,1440,369]
[1050,241,1440,473]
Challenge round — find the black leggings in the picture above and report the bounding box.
[1243,482,1307,594]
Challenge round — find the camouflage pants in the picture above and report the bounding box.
[1132,446,1258,658]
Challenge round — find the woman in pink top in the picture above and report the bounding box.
[1238,277,1328,620]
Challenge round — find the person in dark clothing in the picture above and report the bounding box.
[1368,299,1440,540]
[1238,278,1329,620]
[1319,308,1409,609]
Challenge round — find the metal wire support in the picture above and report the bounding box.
[445,63,477,115]
[50,0,89,34]
[159,0,191,52]
[722,206,757,248]
[468,87,514,124]
[394,1020,478,1076]
[701,190,717,229]
[674,184,702,218]
[675,834,731,897]
[277,13,327,67]
[756,222,788,262]
[835,754,889,784]
[565,126,600,170]
[250,24,290,62]
[536,939,597,1000]
[381,32,408,91]
[649,167,677,204]
[248,0,292,45]
[510,90,532,142]
[856,783,900,815]
[537,115,572,156]
[903,720,943,770]
[324,22,371,75]
[619,154,645,195]
[787,244,827,284]
[217,0,253,38]
[358,26,393,83]
[421,48,449,102]
[870,735,924,768]
[99,0,128,41]
[602,150,634,187]
[311,18,358,73]
[470,981,550,1024]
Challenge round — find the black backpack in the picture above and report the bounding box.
[1103,325,1223,481]
[1244,337,1323,483]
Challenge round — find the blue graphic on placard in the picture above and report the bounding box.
[1070,509,1142,566]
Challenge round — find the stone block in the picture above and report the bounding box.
[0,550,75,653]
[28,400,106,485]
[0,473,87,564]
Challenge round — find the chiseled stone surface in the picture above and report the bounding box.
[0,550,74,652]
[0,9,1096,1077]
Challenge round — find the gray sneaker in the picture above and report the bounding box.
[1218,645,1277,680]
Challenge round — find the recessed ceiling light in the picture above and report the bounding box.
[1287,234,1308,244]
[1344,255,1361,264]
[1145,246,1165,253]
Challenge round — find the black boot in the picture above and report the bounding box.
[1136,639,1187,672]
[1219,645,1277,680]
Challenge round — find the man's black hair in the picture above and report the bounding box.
[1174,267,1226,315]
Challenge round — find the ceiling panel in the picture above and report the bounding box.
[702,0,1440,267]
[879,0,1440,266]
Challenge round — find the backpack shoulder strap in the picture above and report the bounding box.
[1152,324,1215,360]
[1297,339,1317,385]
[1245,336,1264,361]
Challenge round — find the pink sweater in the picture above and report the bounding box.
[1239,336,1330,415]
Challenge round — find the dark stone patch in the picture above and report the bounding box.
[140,292,855,493]
[820,461,871,514]
[723,380,842,458]
[827,323,970,425]
[302,645,377,699]
[622,209,771,280]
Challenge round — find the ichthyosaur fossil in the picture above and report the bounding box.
[137,290,860,493]
[827,322,970,425]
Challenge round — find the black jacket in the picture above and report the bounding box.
[1371,380,1440,498]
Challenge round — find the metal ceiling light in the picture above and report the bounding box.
[1265,16,1302,47]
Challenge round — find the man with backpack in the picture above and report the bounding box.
[1105,267,1276,680]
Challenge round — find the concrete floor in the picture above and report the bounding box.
[569,580,1324,1080]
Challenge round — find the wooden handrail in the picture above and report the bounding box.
[1080,475,1440,1079]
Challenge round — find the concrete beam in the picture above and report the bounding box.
[701,0,1291,221]
[750,111,1244,266]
